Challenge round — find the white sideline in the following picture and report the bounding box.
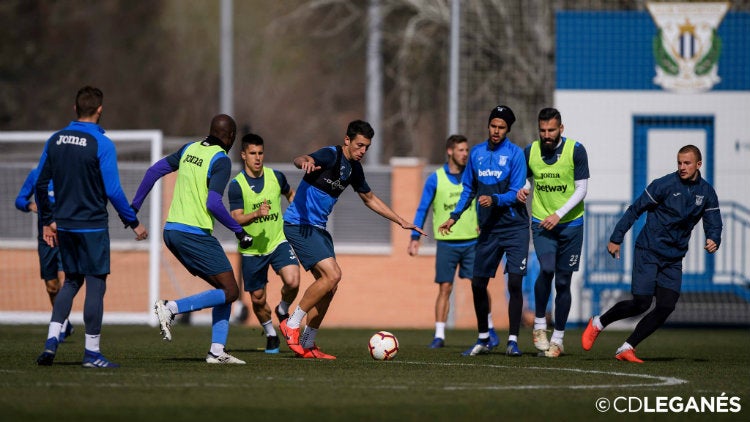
[395,361,687,390]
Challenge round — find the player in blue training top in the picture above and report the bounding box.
[517,107,590,358]
[35,86,148,368]
[582,145,722,363]
[131,114,252,365]
[279,120,426,359]
[228,132,299,354]
[408,134,500,349]
[439,105,530,357]
[15,167,74,342]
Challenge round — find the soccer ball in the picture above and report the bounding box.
[368,331,399,361]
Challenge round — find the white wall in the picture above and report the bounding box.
[555,91,750,205]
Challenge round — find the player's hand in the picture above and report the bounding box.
[407,239,420,256]
[517,188,529,204]
[478,195,493,207]
[256,200,270,218]
[132,223,148,241]
[299,159,321,174]
[236,231,253,249]
[28,202,38,213]
[607,241,621,259]
[43,223,57,247]
[400,221,427,237]
[540,214,561,230]
[438,219,455,236]
[705,239,718,254]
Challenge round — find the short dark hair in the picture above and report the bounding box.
[75,86,103,118]
[445,134,467,149]
[679,144,702,162]
[241,133,264,150]
[346,120,375,141]
[538,107,561,124]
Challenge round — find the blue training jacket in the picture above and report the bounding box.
[35,121,138,230]
[610,171,722,260]
[450,138,528,230]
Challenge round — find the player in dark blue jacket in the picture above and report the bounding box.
[439,105,530,357]
[582,145,722,363]
[35,86,148,368]
[15,167,74,341]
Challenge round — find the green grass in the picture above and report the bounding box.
[1,324,748,421]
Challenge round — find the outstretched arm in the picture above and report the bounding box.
[358,191,427,237]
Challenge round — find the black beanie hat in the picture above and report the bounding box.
[488,105,516,131]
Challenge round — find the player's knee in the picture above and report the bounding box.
[284,278,300,290]
[225,286,240,302]
[507,276,523,295]
[554,273,572,290]
[45,284,60,296]
[250,293,265,306]
[632,295,653,313]
[537,253,556,274]
[471,276,489,290]
[654,294,678,315]
[654,303,676,316]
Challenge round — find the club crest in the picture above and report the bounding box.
[647,2,729,93]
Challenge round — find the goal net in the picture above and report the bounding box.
[0,130,162,326]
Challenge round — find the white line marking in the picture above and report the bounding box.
[396,361,687,390]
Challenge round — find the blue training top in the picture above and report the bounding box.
[450,138,528,230]
[610,171,722,260]
[284,145,371,228]
[35,121,138,231]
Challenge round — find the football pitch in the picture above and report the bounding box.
[1,324,748,421]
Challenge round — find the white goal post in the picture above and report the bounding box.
[0,130,162,326]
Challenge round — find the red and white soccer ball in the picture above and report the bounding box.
[368,331,399,361]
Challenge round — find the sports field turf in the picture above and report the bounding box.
[1,324,747,421]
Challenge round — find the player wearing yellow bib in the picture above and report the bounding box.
[131,114,252,364]
[408,135,499,349]
[517,108,590,358]
[228,133,299,354]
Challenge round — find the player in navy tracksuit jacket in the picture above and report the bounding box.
[35,86,147,368]
[582,145,722,363]
[439,105,530,356]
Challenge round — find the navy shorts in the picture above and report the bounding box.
[37,237,63,280]
[435,241,475,283]
[474,225,530,278]
[241,242,299,292]
[56,229,110,275]
[283,223,334,271]
[631,247,683,295]
[163,229,233,278]
[531,222,583,272]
